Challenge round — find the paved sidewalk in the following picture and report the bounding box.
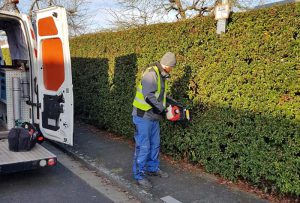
[56,123,269,203]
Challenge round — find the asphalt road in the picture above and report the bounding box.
[0,142,139,203]
[0,163,112,203]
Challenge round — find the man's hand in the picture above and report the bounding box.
[166,105,180,121]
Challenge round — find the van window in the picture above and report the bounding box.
[0,17,29,68]
[0,32,11,65]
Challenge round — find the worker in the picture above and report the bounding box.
[132,52,178,189]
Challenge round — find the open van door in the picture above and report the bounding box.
[36,7,73,146]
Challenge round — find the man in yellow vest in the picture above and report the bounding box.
[132,52,178,189]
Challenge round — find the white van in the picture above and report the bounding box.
[0,6,73,173]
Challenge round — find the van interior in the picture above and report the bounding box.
[0,14,31,134]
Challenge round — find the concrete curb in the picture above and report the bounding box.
[49,141,162,203]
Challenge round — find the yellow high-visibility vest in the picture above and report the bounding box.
[133,66,167,111]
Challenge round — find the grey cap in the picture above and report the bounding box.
[160,52,176,67]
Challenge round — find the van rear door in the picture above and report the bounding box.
[36,7,73,146]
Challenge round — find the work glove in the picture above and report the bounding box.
[166,105,180,122]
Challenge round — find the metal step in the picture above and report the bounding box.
[0,139,56,165]
[0,131,8,139]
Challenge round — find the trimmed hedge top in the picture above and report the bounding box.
[71,3,300,196]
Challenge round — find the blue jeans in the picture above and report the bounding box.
[132,116,160,180]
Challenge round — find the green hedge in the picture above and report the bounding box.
[70,3,300,196]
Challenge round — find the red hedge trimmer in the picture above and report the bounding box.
[165,105,190,123]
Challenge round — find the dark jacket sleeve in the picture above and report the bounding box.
[142,71,164,114]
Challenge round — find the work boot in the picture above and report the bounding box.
[147,169,169,178]
[137,178,152,189]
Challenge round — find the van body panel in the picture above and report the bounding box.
[21,14,38,125]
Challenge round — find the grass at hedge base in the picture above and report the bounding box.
[70,3,300,196]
